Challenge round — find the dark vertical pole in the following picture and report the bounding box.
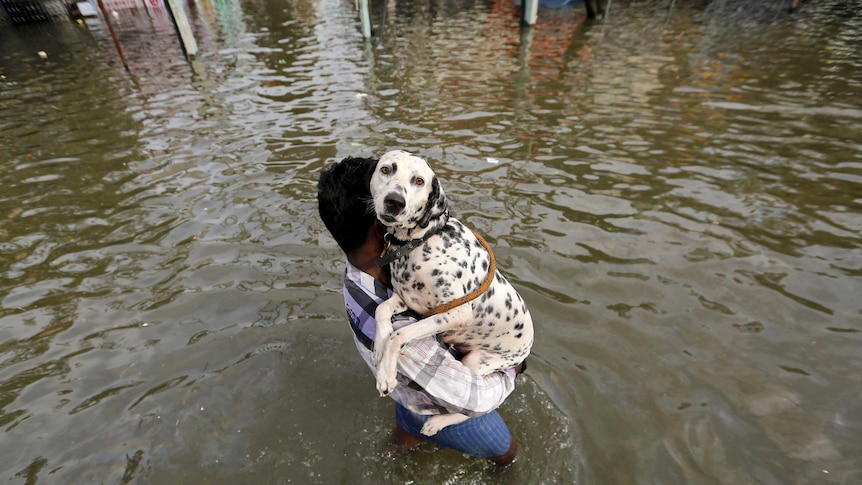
[96,0,130,71]
[586,0,604,20]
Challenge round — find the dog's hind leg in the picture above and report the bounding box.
[419,350,515,436]
[460,349,512,376]
[421,413,470,436]
[414,350,517,435]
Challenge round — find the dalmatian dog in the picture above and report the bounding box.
[370,150,533,436]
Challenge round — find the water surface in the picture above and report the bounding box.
[1,0,861,483]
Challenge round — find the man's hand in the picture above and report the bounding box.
[515,358,527,376]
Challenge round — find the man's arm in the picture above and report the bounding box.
[395,335,516,417]
[344,263,516,416]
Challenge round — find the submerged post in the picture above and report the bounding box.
[522,0,538,26]
[165,0,199,58]
[359,0,372,39]
[586,0,604,20]
[95,0,129,70]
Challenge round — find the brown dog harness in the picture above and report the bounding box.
[422,231,496,318]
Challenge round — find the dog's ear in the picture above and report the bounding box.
[418,176,448,228]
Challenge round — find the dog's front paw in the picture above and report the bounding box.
[375,368,399,396]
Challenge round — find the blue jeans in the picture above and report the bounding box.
[395,404,512,457]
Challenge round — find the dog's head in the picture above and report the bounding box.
[370,150,448,233]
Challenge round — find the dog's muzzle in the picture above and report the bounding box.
[383,193,405,217]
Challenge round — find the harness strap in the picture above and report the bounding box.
[422,232,496,318]
[375,235,425,267]
[375,221,446,268]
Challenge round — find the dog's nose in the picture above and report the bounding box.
[383,193,405,214]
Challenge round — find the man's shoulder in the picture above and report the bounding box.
[345,261,390,302]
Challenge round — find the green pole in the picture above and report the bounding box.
[523,0,538,25]
[166,0,199,58]
[359,0,371,39]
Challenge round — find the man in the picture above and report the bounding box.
[317,156,521,466]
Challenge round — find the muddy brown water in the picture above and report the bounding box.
[1,0,860,483]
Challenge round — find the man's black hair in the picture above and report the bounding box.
[317,156,379,254]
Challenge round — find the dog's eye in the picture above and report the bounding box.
[380,166,391,175]
[414,177,424,186]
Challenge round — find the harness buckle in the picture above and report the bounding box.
[379,233,392,258]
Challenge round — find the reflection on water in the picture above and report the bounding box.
[1,0,861,483]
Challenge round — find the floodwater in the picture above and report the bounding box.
[1,0,861,483]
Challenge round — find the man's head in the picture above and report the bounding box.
[317,156,378,254]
